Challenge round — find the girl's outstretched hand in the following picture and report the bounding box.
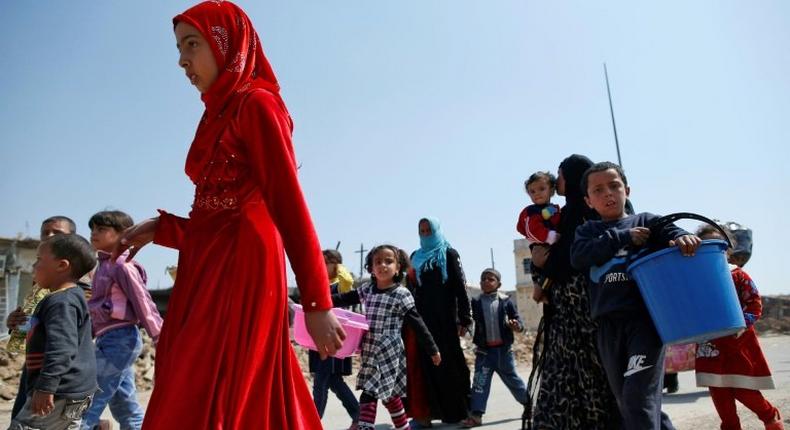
[431,352,441,366]
[305,310,346,360]
[112,217,159,261]
[669,234,701,256]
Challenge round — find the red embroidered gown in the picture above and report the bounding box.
[142,2,330,428]
[695,267,774,390]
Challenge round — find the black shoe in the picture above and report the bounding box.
[664,373,679,394]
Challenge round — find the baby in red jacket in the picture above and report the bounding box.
[516,171,561,288]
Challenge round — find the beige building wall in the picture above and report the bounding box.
[514,238,542,330]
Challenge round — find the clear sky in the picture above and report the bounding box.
[1,1,788,294]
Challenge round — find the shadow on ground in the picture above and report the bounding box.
[662,390,710,404]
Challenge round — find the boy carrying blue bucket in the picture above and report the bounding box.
[570,162,701,430]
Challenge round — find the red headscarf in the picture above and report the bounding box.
[174,1,289,181]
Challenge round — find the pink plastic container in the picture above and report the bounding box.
[292,304,369,358]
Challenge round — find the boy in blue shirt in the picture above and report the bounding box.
[571,162,700,430]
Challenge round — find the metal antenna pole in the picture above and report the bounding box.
[604,63,623,167]
[354,243,368,278]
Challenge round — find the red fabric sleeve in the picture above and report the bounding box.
[153,210,189,250]
[516,207,529,237]
[525,204,561,244]
[526,213,551,243]
[237,90,331,311]
[733,268,762,322]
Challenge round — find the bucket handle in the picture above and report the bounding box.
[648,212,733,249]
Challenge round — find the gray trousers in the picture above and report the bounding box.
[597,315,675,430]
[8,395,92,430]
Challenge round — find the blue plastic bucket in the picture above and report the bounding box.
[627,239,745,345]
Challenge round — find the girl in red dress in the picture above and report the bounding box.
[114,2,345,428]
[695,225,783,430]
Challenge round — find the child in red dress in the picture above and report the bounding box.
[695,225,783,430]
[114,2,345,428]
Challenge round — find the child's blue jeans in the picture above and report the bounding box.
[312,363,360,421]
[469,345,527,416]
[81,325,144,430]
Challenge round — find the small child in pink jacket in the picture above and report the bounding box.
[84,210,163,430]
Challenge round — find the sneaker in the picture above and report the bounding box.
[461,415,483,428]
[766,410,785,430]
[663,373,679,394]
[409,418,433,428]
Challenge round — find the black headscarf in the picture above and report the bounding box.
[541,154,597,282]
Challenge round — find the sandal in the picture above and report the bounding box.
[766,410,785,430]
[461,415,483,428]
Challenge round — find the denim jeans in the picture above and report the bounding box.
[469,345,527,416]
[312,366,359,421]
[81,326,144,430]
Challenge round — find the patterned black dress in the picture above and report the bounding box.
[530,154,618,429]
[532,275,616,429]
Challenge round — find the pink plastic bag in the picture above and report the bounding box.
[664,343,697,373]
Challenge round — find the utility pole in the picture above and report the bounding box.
[490,248,495,269]
[604,63,623,167]
[354,243,368,278]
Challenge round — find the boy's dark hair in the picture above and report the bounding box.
[88,210,134,232]
[696,224,736,248]
[365,244,411,284]
[41,216,77,233]
[45,234,97,280]
[322,249,343,264]
[524,171,556,191]
[581,161,628,196]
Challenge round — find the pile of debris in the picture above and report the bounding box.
[0,331,156,402]
[0,346,25,401]
[755,295,790,335]
[135,332,156,391]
